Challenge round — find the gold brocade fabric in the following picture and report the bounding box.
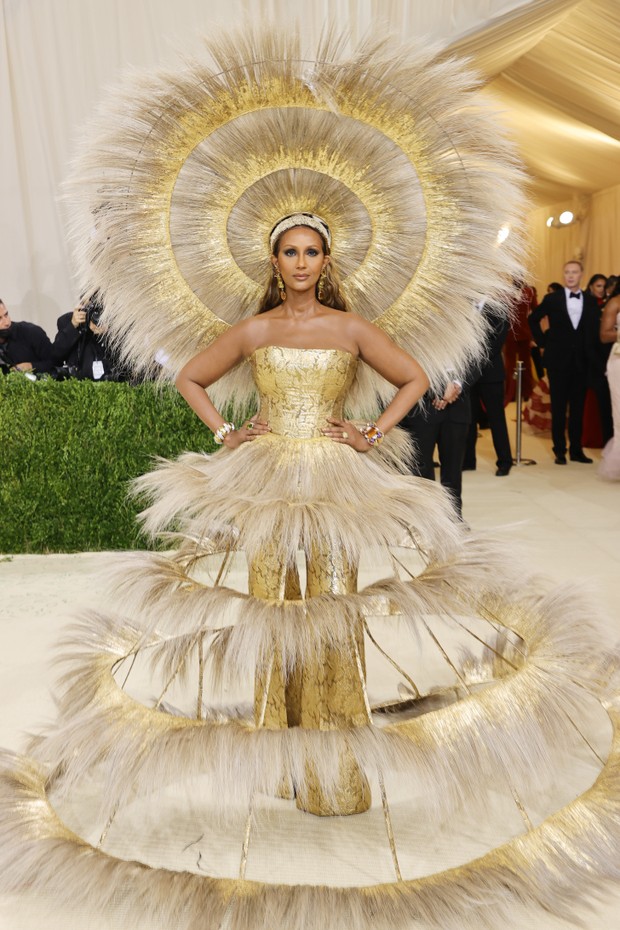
[249,345,357,438]
[248,346,370,815]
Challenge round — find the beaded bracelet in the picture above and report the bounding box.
[213,422,236,445]
[359,422,384,446]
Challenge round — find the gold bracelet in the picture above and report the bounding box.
[213,422,235,445]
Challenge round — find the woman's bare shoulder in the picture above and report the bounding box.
[345,312,378,326]
[227,315,273,338]
[340,313,383,338]
[321,309,372,328]
[207,316,270,357]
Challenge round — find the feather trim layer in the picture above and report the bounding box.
[1,717,620,930]
[100,531,523,648]
[133,436,465,566]
[30,583,611,822]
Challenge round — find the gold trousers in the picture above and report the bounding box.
[249,545,371,815]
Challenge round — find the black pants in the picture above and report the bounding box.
[466,381,513,470]
[404,416,469,519]
[546,365,587,456]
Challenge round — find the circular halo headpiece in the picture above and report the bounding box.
[269,212,332,252]
[65,26,526,409]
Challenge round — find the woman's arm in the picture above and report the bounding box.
[323,316,430,451]
[600,297,620,344]
[353,317,430,432]
[175,321,269,448]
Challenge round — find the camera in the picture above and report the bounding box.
[86,302,103,328]
[79,292,104,331]
[52,363,80,381]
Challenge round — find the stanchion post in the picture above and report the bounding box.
[512,361,536,466]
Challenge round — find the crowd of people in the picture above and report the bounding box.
[0,293,129,382]
[526,263,619,480]
[399,260,620,518]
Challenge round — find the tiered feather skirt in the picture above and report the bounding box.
[0,346,619,930]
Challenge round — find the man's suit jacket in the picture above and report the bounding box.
[529,289,598,377]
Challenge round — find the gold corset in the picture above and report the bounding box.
[249,345,358,438]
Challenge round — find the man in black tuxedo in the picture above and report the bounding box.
[401,370,471,520]
[529,260,599,464]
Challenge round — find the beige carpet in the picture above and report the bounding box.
[1,416,619,929]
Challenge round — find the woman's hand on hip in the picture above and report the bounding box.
[223,419,270,448]
[322,417,372,453]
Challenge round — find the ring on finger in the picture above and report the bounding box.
[247,422,254,430]
[342,431,348,439]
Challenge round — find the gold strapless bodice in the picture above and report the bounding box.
[249,346,358,438]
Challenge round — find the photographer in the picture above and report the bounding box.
[0,298,55,375]
[52,293,128,381]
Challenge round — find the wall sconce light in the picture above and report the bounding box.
[545,211,579,229]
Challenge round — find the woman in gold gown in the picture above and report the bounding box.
[173,213,430,816]
[1,30,619,930]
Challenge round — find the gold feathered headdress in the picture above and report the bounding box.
[64,28,526,412]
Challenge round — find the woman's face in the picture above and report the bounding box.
[272,227,328,297]
[590,279,606,299]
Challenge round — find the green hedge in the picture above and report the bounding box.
[0,375,221,553]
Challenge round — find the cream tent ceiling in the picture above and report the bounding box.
[1,0,619,325]
[447,0,620,204]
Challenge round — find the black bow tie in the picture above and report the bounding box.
[569,291,581,299]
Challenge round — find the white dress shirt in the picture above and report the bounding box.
[564,287,583,329]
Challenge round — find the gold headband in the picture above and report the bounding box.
[269,213,332,252]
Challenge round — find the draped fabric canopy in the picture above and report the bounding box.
[1,0,619,328]
[450,0,620,292]
[450,0,620,203]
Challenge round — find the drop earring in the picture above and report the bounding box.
[318,269,326,301]
[275,268,286,302]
